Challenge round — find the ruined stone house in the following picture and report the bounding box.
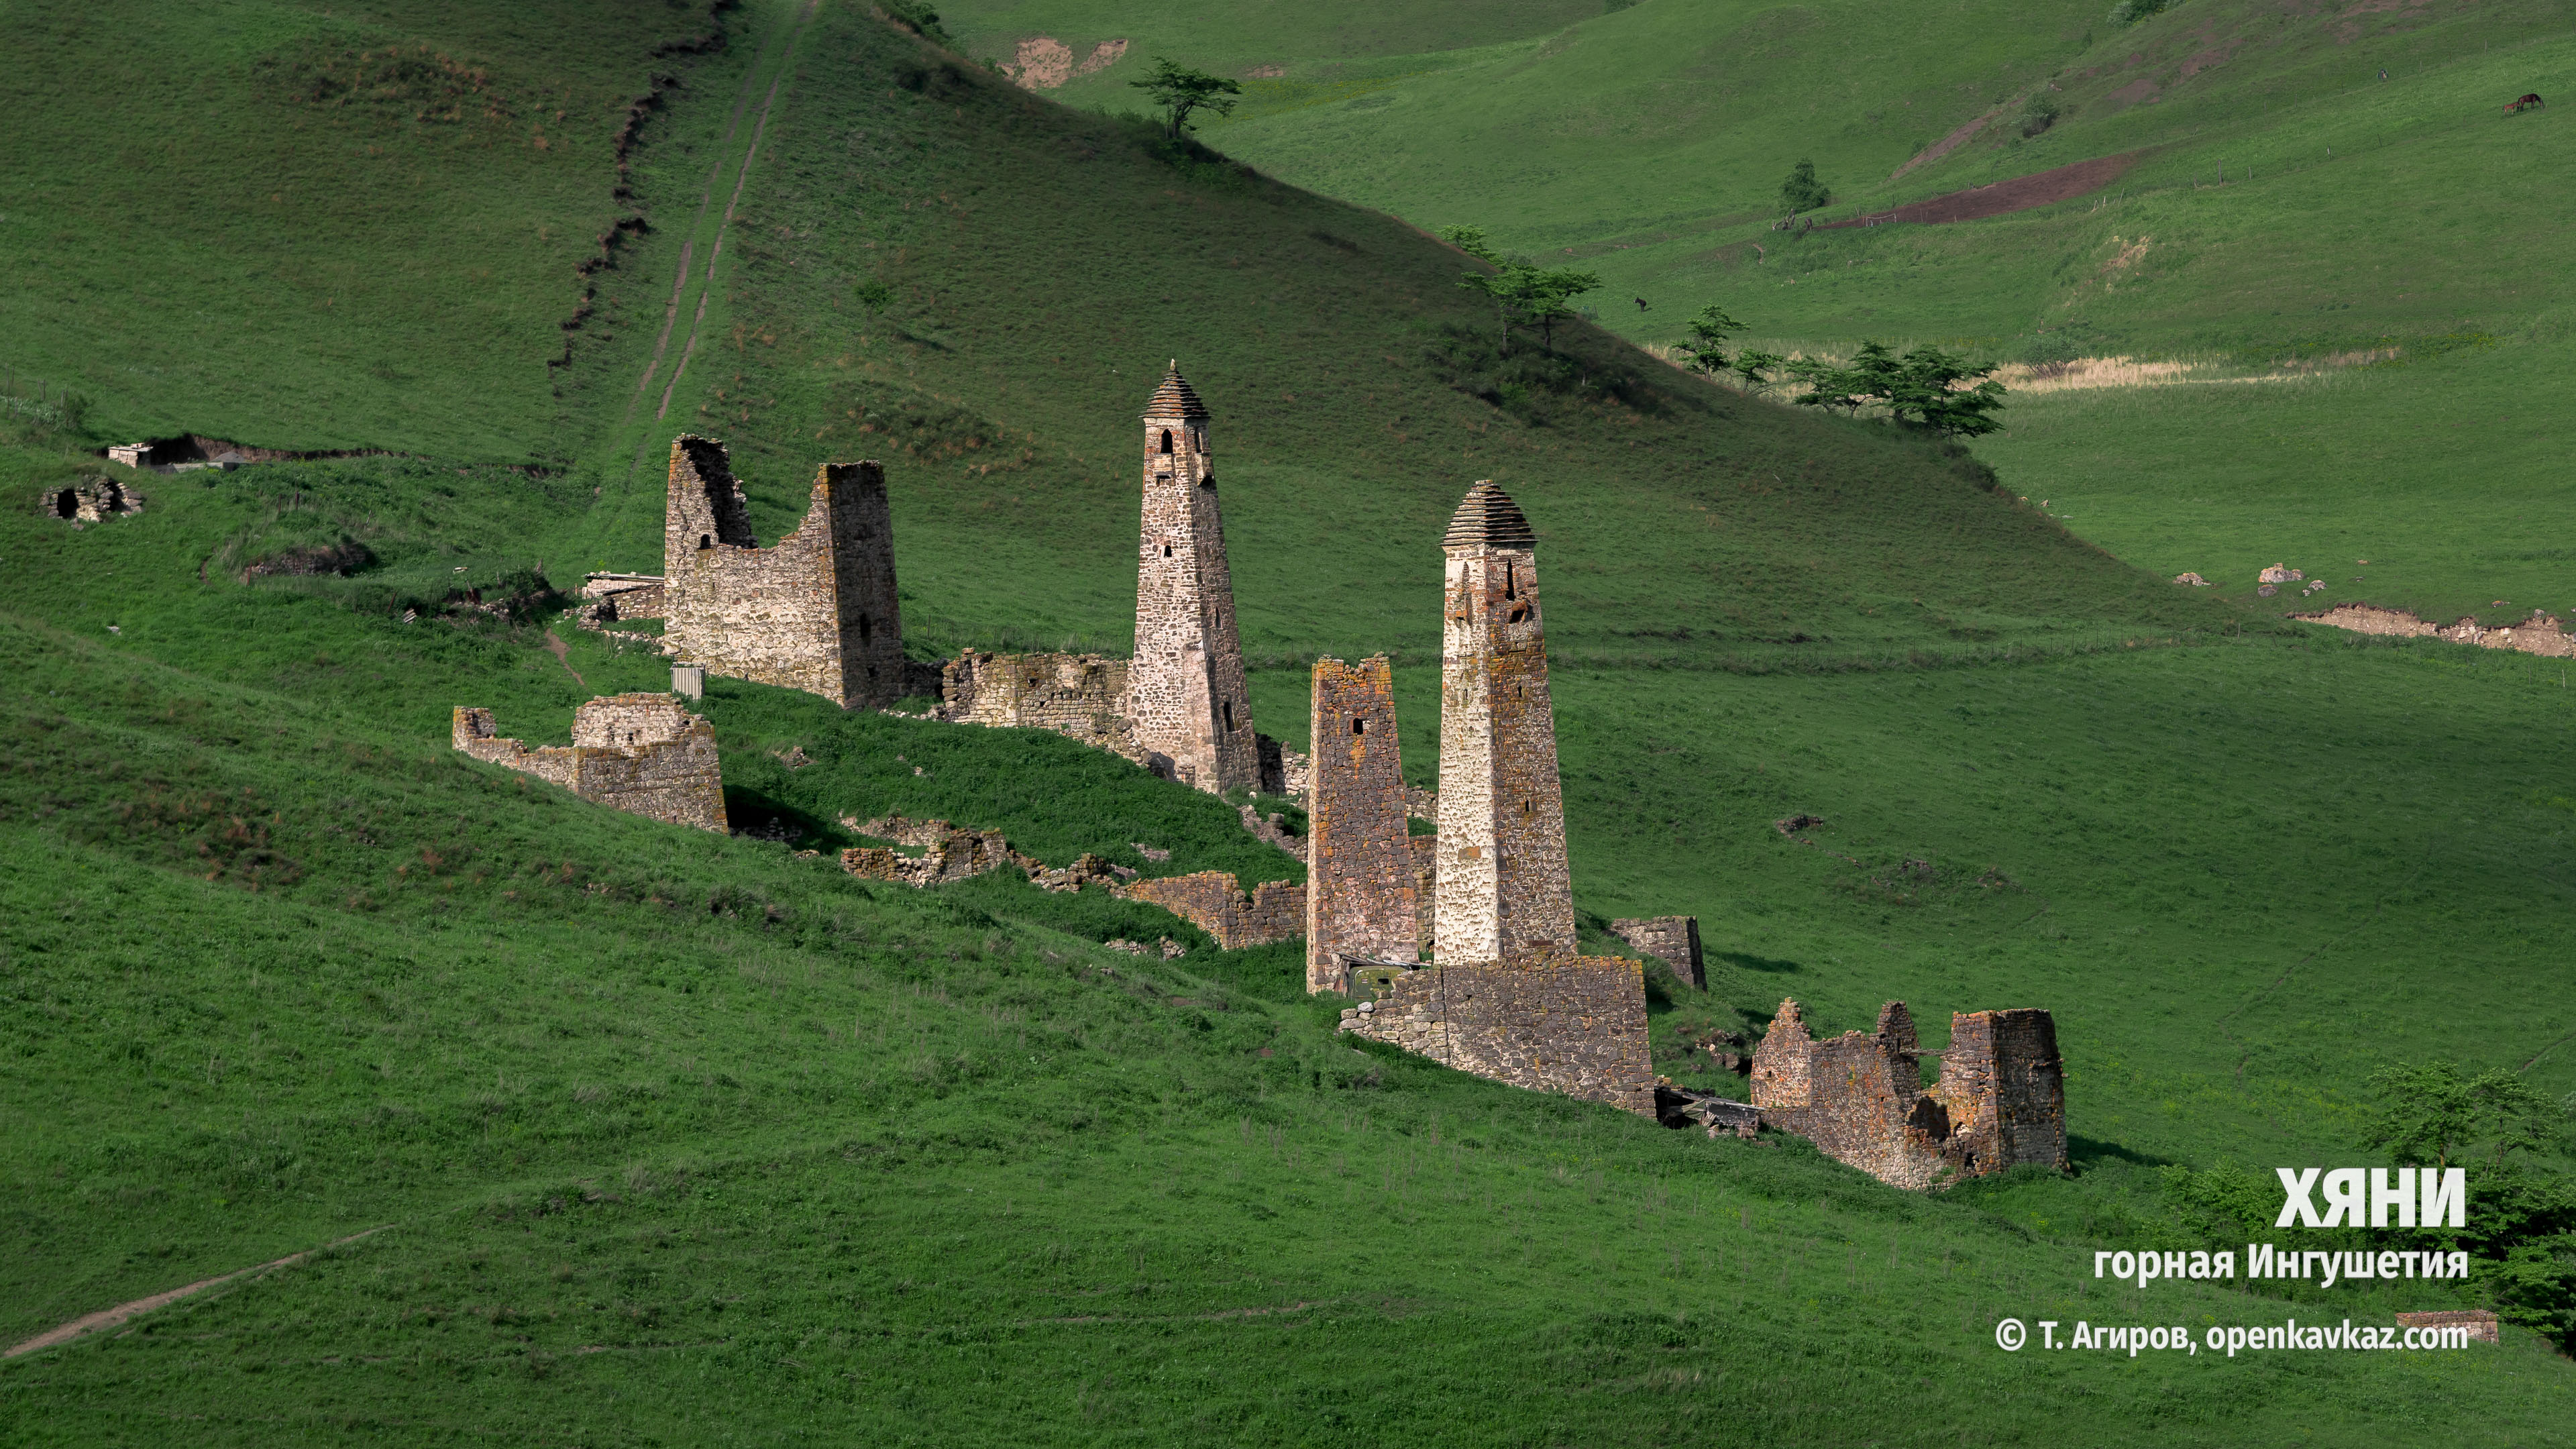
[1339,482,1656,1117]
[452,694,727,832]
[1128,366,1258,794]
[1750,998,2066,1189]
[663,436,904,708]
[1305,655,1420,992]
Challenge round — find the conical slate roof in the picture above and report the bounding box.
[1442,480,1537,550]
[1141,363,1210,420]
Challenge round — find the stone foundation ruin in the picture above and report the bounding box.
[452,694,727,832]
[1751,998,2067,1189]
[1339,482,1656,1117]
[2298,602,2575,659]
[663,436,905,708]
[43,476,143,526]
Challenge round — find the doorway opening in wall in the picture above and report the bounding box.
[54,490,77,519]
[1352,717,1366,735]
[1223,701,1236,731]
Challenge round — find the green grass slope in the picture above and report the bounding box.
[1,0,2572,1441]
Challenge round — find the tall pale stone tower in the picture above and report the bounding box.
[1305,655,1418,993]
[1334,480,1654,1116]
[1433,480,1576,963]
[1128,364,1257,793]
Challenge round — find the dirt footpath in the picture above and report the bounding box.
[1825,150,2149,229]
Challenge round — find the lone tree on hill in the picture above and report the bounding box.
[1441,224,1602,354]
[1786,342,2008,435]
[1673,303,1743,378]
[1780,159,1832,215]
[1132,58,1242,140]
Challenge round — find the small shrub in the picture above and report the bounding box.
[2019,93,2061,138]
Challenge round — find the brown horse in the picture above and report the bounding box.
[2506,93,2544,113]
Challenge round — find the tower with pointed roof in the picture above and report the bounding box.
[1128,363,1257,794]
[1434,480,1575,962]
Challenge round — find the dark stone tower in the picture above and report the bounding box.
[1305,655,1418,993]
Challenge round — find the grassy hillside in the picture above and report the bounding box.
[2,0,2572,1441]
[933,0,2576,621]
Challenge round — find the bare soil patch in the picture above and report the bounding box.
[1829,150,2148,230]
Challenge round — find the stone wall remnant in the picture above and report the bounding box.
[938,648,1146,755]
[2297,603,2575,658]
[1116,871,1304,950]
[1340,482,1654,1117]
[1751,998,2067,1189]
[1128,366,1258,794]
[2394,1310,2499,1344]
[1611,916,1704,989]
[452,694,726,832]
[663,435,904,709]
[1305,655,1419,992]
[581,571,667,625]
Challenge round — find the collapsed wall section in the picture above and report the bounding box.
[451,696,727,832]
[1611,916,1704,989]
[1305,655,1418,992]
[1117,871,1303,949]
[1338,957,1657,1116]
[663,435,904,708]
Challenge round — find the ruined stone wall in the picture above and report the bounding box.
[1611,916,1704,989]
[1753,998,2068,1189]
[1128,368,1257,794]
[1118,871,1304,950]
[44,476,143,525]
[1410,835,1439,957]
[663,435,904,708]
[1929,1009,2069,1174]
[451,698,727,832]
[1305,655,1419,992]
[1434,482,1575,963]
[1338,955,1656,1116]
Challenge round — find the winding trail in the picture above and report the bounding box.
[5,1226,392,1360]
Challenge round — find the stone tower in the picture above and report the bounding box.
[663,435,904,709]
[1128,364,1257,794]
[1305,655,1419,993]
[1433,480,1575,963]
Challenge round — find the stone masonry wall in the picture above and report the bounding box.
[1338,956,1657,1116]
[452,696,727,832]
[939,650,1142,755]
[1434,482,1575,963]
[1128,368,1257,794]
[1611,916,1704,989]
[1752,997,2068,1189]
[663,435,904,708]
[1305,655,1419,992]
[1117,871,1304,950]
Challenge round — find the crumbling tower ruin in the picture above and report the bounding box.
[1751,998,2068,1189]
[1434,481,1575,962]
[1338,482,1654,1116]
[663,435,904,709]
[1128,365,1257,794]
[1305,655,1419,993]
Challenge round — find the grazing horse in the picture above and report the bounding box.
[2506,93,2544,113]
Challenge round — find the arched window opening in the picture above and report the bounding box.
[54,490,78,519]
[1503,562,1516,600]
[1162,543,1173,558]
[1350,716,1366,735]
[1222,700,1236,731]
[1159,429,1174,455]
[698,533,712,550]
